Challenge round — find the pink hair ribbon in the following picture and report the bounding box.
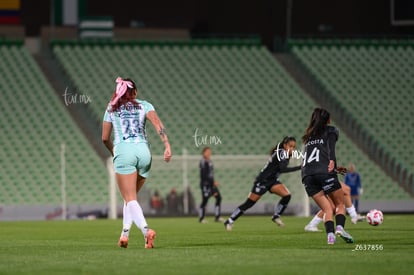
[110,77,133,105]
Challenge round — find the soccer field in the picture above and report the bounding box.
[1,215,413,274]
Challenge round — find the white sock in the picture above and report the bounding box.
[121,202,132,237]
[309,215,323,227]
[346,205,358,219]
[126,200,148,236]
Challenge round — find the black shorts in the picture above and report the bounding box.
[302,174,341,197]
[251,179,282,196]
[201,186,220,198]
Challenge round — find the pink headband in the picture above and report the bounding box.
[110,77,134,105]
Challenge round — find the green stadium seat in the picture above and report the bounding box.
[290,39,413,201]
[48,40,412,204]
[0,44,107,205]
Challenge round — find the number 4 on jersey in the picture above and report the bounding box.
[302,147,320,166]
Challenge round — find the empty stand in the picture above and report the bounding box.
[290,40,414,197]
[52,41,411,203]
[0,43,108,206]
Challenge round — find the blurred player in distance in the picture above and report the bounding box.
[224,136,301,230]
[199,147,223,223]
[102,77,172,249]
[301,108,353,244]
[345,163,362,212]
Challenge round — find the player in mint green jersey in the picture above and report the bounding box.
[102,77,172,249]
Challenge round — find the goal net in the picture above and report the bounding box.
[108,150,310,217]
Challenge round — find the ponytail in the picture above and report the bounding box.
[109,77,139,112]
[302,108,330,143]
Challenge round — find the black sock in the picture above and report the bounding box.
[229,199,256,223]
[336,214,346,228]
[273,194,291,219]
[324,221,335,234]
[199,207,205,222]
[229,207,244,222]
[215,205,221,220]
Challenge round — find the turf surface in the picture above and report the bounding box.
[1,215,413,274]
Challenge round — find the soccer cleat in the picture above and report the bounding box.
[335,226,354,243]
[327,233,336,245]
[304,224,321,232]
[272,217,285,227]
[351,214,365,224]
[118,236,128,248]
[224,220,233,231]
[351,216,358,224]
[215,217,225,222]
[357,214,365,221]
[200,219,208,224]
[145,229,156,249]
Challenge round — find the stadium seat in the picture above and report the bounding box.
[50,40,411,204]
[0,42,108,206]
[290,39,413,201]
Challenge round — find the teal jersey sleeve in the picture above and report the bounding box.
[138,100,155,114]
[103,108,112,122]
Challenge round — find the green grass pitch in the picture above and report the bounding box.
[1,215,413,274]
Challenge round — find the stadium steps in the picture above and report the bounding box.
[278,51,412,197]
[282,40,414,197]
[32,48,109,161]
[0,42,108,205]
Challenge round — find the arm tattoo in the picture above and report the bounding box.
[159,128,167,137]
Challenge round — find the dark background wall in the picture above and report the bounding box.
[21,0,414,49]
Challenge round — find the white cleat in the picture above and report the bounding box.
[304,224,321,232]
[357,214,365,221]
[224,221,233,231]
[351,214,365,224]
[272,217,285,227]
[327,233,336,245]
[335,226,354,243]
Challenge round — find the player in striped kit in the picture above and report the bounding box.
[102,77,171,249]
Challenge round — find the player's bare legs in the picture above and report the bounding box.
[116,172,137,248]
[328,189,354,243]
[312,191,336,244]
[340,182,360,223]
[270,184,291,227]
[117,172,154,248]
[117,172,138,201]
[305,183,361,232]
[135,175,156,248]
[312,191,335,221]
